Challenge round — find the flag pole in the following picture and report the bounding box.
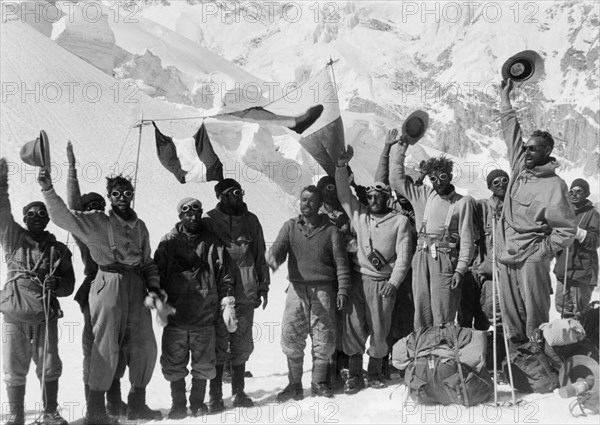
[132,112,143,209]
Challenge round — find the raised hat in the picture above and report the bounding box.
[501,50,545,86]
[402,110,429,145]
[20,130,51,171]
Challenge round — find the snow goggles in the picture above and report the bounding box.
[222,188,244,197]
[429,174,448,183]
[110,190,134,199]
[181,204,202,213]
[85,200,106,211]
[491,177,509,187]
[569,188,585,196]
[366,183,390,194]
[25,210,48,218]
[324,184,336,191]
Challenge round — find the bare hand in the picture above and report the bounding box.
[380,282,397,298]
[66,141,76,167]
[45,276,60,292]
[450,272,463,290]
[337,145,354,167]
[397,134,409,154]
[37,168,53,191]
[265,251,279,271]
[337,294,348,310]
[501,78,514,98]
[0,158,8,187]
[385,129,400,146]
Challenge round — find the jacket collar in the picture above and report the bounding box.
[214,202,248,217]
[524,158,559,178]
[109,209,138,228]
[574,199,594,215]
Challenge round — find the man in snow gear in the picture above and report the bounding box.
[554,178,599,319]
[38,170,163,424]
[336,146,413,394]
[267,186,350,401]
[207,179,270,411]
[0,158,75,425]
[154,198,235,419]
[65,143,127,417]
[391,138,477,332]
[497,78,576,345]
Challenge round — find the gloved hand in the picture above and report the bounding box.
[221,296,238,333]
[144,288,167,309]
[44,276,60,292]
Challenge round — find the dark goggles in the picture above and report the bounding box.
[491,177,509,187]
[569,188,585,196]
[366,183,390,194]
[429,174,448,183]
[181,204,202,213]
[110,190,134,199]
[85,200,106,210]
[223,188,244,197]
[25,210,48,218]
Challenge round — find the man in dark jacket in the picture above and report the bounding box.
[554,178,599,319]
[206,179,270,411]
[267,185,350,401]
[154,197,234,419]
[65,142,127,416]
[0,158,75,425]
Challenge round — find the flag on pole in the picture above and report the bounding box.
[220,105,324,134]
[153,122,224,183]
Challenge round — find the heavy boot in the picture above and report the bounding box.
[276,357,304,403]
[4,385,25,425]
[367,357,386,389]
[207,365,225,414]
[311,359,332,398]
[126,387,162,421]
[189,378,208,417]
[231,363,253,407]
[167,380,187,420]
[42,380,68,425]
[106,380,126,417]
[344,354,364,395]
[86,390,117,425]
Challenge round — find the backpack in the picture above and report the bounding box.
[404,325,493,406]
[406,355,493,405]
[581,301,599,349]
[502,341,560,394]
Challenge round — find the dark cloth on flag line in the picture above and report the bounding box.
[153,122,224,184]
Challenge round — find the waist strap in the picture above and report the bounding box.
[98,264,141,274]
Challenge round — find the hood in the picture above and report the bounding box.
[527,158,559,178]
[213,202,249,218]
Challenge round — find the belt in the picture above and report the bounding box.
[98,263,141,274]
[417,236,457,259]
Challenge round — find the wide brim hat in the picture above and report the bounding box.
[559,355,599,392]
[501,50,545,86]
[20,130,51,170]
[402,110,429,145]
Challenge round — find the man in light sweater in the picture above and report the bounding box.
[266,185,350,401]
[390,139,476,332]
[498,78,576,344]
[38,169,163,425]
[335,146,413,394]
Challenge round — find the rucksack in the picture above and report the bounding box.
[502,341,560,394]
[406,355,493,406]
[581,301,599,349]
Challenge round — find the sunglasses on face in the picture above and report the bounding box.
[521,145,546,153]
[491,177,509,187]
[181,204,202,213]
[85,200,106,211]
[25,210,48,218]
[569,189,585,196]
[429,174,448,183]
[324,184,336,191]
[223,188,244,197]
[110,190,134,199]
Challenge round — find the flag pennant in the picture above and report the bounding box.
[221,105,324,135]
[153,122,224,184]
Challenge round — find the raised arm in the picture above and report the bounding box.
[66,141,84,211]
[374,129,400,184]
[335,145,361,221]
[389,138,429,209]
[500,79,526,171]
[0,158,23,249]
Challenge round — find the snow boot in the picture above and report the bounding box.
[367,357,386,389]
[167,380,187,420]
[207,365,224,414]
[344,354,364,395]
[86,390,117,425]
[231,363,253,408]
[4,385,25,425]
[126,387,162,421]
[189,378,208,417]
[106,380,126,417]
[311,359,332,397]
[42,381,67,425]
[276,358,304,402]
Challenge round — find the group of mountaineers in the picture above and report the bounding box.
[0,75,598,425]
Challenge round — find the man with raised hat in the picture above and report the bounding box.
[0,158,75,425]
[38,168,163,424]
[390,141,477,332]
[335,146,413,394]
[553,178,599,319]
[65,142,127,416]
[206,178,270,411]
[154,197,235,419]
[497,78,576,345]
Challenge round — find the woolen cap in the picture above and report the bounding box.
[571,178,589,194]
